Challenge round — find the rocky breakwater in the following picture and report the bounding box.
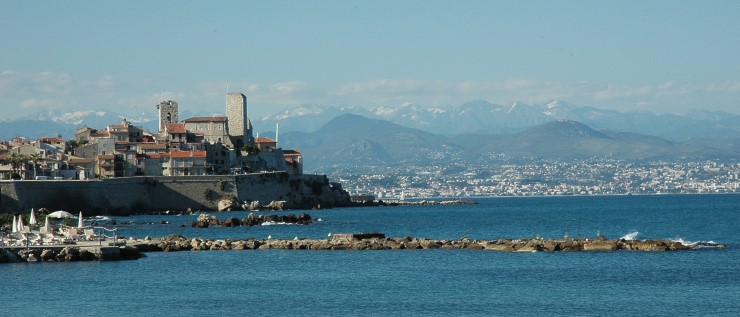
[0,246,145,264]
[128,234,726,253]
[192,212,313,228]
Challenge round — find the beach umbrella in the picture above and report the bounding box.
[44,215,52,233]
[48,210,74,218]
[78,211,84,228]
[29,208,37,225]
[18,215,25,232]
[12,215,17,233]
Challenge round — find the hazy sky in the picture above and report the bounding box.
[1,0,739,119]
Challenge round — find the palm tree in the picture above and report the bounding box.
[28,153,42,178]
[7,152,29,179]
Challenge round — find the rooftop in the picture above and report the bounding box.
[255,137,276,144]
[165,124,186,134]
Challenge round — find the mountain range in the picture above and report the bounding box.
[260,100,740,141]
[2,100,739,171]
[280,114,740,171]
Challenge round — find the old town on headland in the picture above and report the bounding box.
[2,92,303,180]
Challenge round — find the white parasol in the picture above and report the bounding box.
[12,215,17,233]
[17,215,25,232]
[48,210,74,218]
[29,208,37,225]
[77,211,84,228]
[44,215,52,233]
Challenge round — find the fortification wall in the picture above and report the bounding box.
[0,172,349,215]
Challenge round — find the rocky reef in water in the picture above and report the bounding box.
[191,212,313,228]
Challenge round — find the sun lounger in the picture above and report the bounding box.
[84,229,100,241]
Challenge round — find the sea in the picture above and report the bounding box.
[3,194,739,316]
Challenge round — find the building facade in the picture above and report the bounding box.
[183,116,231,146]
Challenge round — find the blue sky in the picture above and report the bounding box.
[1,0,739,119]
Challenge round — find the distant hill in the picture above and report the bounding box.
[0,120,73,140]
[472,120,681,161]
[258,104,377,135]
[280,115,740,171]
[262,100,740,141]
[279,114,462,169]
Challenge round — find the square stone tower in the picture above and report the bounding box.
[157,100,179,132]
[225,93,253,148]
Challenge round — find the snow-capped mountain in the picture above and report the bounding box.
[34,109,157,129]
[3,100,740,142]
[257,104,375,133]
[261,100,740,141]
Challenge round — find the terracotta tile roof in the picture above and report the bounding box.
[255,137,276,143]
[97,154,114,160]
[40,137,65,143]
[283,149,301,156]
[184,116,227,123]
[165,123,186,134]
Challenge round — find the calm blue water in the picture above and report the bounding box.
[3,195,739,316]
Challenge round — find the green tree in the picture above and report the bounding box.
[8,152,27,176]
[28,152,42,178]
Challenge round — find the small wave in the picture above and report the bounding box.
[620,231,639,241]
[260,221,294,226]
[669,237,723,249]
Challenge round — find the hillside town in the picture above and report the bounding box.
[0,93,302,180]
[333,159,740,199]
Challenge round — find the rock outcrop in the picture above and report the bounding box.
[192,212,312,228]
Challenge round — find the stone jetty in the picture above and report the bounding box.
[1,234,725,263]
[0,243,144,263]
[128,234,724,253]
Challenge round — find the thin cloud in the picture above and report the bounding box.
[2,71,740,120]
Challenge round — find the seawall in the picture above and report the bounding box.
[0,172,350,215]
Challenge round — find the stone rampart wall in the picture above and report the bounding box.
[0,172,349,215]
